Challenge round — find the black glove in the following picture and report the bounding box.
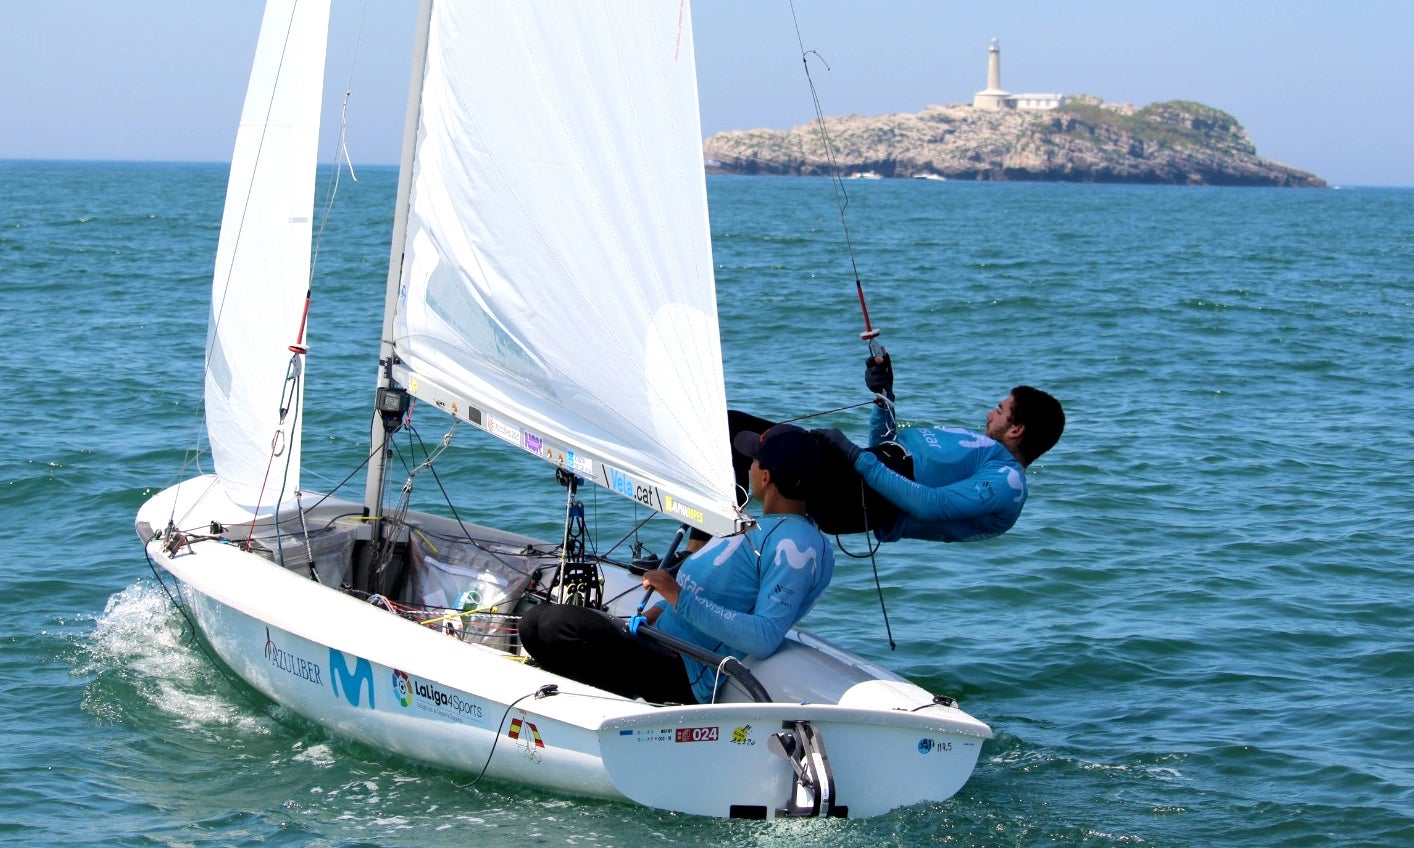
[816,428,862,464]
[864,352,894,401]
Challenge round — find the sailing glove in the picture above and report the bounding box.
[817,428,862,464]
[864,352,894,402]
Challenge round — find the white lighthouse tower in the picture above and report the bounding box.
[972,40,1066,111]
[972,39,1010,110]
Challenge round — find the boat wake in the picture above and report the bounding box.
[84,582,269,735]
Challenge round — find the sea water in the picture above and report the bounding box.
[1,160,1410,847]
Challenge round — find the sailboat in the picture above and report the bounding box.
[135,0,990,820]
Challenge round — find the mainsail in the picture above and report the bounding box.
[204,0,329,511]
[388,1,740,535]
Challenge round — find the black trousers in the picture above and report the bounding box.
[519,603,696,705]
[723,409,907,537]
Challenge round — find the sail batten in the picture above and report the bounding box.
[392,1,739,533]
[204,0,330,511]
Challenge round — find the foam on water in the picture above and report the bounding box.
[79,583,269,737]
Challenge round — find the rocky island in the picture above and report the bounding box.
[704,96,1324,188]
[705,40,1321,188]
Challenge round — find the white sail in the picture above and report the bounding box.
[390,0,740,535]
[204,0,330,511]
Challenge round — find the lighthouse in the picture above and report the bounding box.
[972,40,1065,111]
[972,39,1010,110]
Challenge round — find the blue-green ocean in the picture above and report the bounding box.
[2,160,1411,847]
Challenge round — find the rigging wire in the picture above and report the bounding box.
[245,351,305,551]
[366,418,461,587]
[195,0,371,540]
[788,0,883,357]
[771,398,877,427]
[310,0,370,276]
[167,3,307,535]
[309,32,366,280]
[399,422,553,574]
[258,1,372,550]
[789,2,898,650]
[298,443,380,512]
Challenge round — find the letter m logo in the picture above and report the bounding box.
[329,649,376,709]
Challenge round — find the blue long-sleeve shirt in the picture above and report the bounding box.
[855,402,1027,543]
[652,513,834,702]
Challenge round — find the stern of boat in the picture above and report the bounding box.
[596,684,989,819]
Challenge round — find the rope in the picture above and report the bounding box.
[454,686,555,788]
[865,544,897,651]
[404,422,549,576]
[710,655,734,705]
[788,1,861,284]
[309,0,368,279]
[830,482,897,651]
[772,398,877,428]
[453,680,701,790]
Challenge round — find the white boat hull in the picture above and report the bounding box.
[137,476,989,818]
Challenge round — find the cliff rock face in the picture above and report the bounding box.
[703,97,1325,187]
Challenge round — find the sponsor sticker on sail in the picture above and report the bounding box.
[606,465,654,507]
[664,495,705,525]
[486,415,520,445]
[567,451,593,476]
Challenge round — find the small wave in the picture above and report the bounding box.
[81,581,268,735]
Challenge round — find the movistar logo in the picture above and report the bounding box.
[329,649,376,709]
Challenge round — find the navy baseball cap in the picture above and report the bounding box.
[731,423,821,500]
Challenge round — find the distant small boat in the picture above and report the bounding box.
[847,171,883,180]
[912,174,947,182]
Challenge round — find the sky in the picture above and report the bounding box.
[3,1,1410,187]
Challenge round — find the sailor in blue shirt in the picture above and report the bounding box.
[811,352,1064,543]
[642,424,834,702]
[519,424,833,704]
